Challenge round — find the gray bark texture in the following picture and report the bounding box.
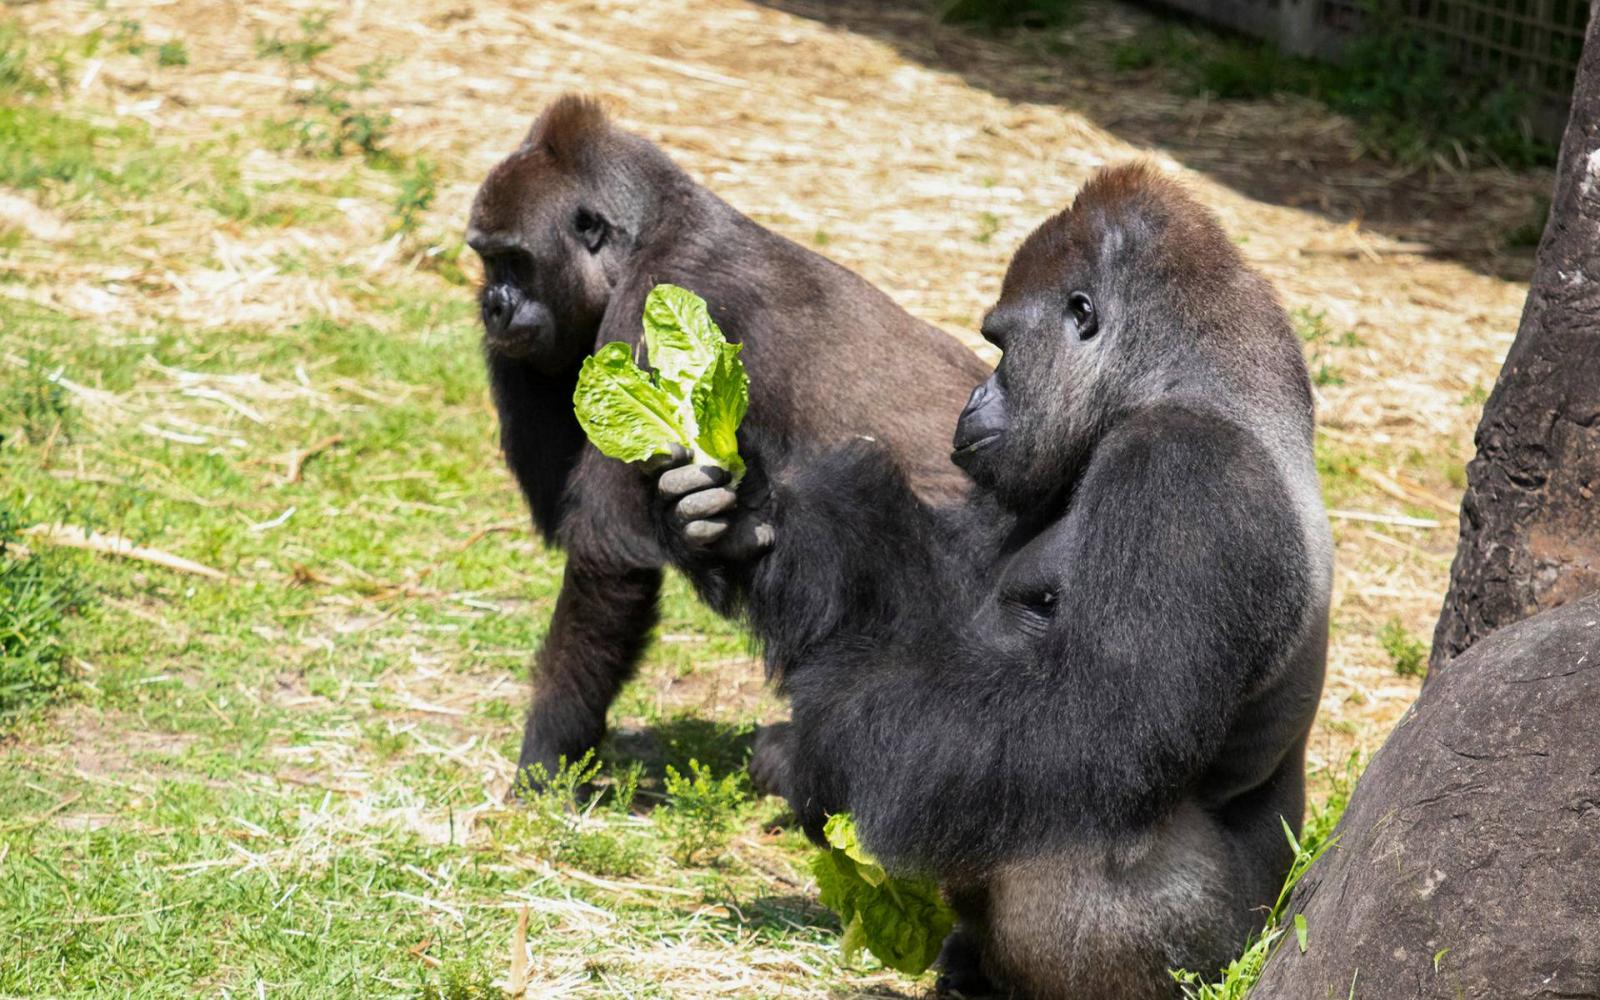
[1254,592,1600,999]
[1430,5,1600,673]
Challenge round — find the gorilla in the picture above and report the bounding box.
[464,95,988,784]
[653,163,1333,998]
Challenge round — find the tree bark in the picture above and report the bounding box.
[1430,6,1600,674]
[1253,593,1600,999]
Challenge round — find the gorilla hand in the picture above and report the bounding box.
[644,446,775,561]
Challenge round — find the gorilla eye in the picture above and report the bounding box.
[1068,292,1098,341]
[1026,589,1059,616]
[1004,587,1058,636]
[573,208,607,253]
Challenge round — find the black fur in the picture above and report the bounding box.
[671,164,1333,999]
[466,95,988,781]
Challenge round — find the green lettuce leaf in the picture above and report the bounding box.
[811,813,956,976]
[642,283,723,397]
[571,284,748,478]
[572,341,691,463]
[690,342,748,479]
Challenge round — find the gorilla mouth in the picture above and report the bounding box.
[951,430,1002,468]
[483,326,540,358]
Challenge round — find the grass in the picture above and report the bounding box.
[0,503,88,725]
[0,26,814,995]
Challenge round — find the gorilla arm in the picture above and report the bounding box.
[650,437,996,674]
[777,409,1314,877]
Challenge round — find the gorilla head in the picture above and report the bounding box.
[466,96,668,371]
[953,163,1298,514]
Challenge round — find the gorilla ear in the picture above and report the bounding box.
[526,94,609,167]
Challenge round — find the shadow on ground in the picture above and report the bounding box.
[605,716,758,794]
[757,0,1549,280]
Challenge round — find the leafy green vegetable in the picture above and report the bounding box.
[572,284,748,478]
[640,283,723,395]
[571,341,692,463]
[811,813,956,976]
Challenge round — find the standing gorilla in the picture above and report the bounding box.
[656,164,1332,998]
[465,95,988,784]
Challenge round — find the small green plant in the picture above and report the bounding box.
[493,752,651,876]
[417,960,500,1000]
[1379,618,1428,678]
[1170,800,1344,997]
[156,39,188,67]
[364,720,409,759]
[975,211,1001,244]
[289,81,393,159]
[111,18,146,56]
[256,12,334,66]
[657,758,745,865]
[258,11,392,160]
[1292,307,1360,388]
[391,157,438,237]
[0,24,33,94]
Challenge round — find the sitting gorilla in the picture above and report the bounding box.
[653,163,1333,998]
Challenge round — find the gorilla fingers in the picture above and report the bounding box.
[652,450,774,559]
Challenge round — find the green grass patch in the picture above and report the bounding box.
[0,104,174,196]
[0,504,89,726]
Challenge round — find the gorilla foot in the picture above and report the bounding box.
[935,926,1001,998]
[748,721,794,799]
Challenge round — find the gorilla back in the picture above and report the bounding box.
[670,164,1333,998]
[465,95,988,782]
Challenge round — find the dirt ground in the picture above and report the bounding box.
[1,0,1552,993]
[17,0,1542,768]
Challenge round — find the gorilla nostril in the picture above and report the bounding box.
[483,285,515,334]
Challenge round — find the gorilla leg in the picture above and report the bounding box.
[516,559,662,785]
[980,805,1245,1000]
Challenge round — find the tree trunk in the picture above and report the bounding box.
[1252,593,1600,999]
[1430,7,1600,674]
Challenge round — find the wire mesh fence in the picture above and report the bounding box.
[1153,0,1593,138]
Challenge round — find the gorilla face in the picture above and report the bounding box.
[466,147,621,373]
[954,211,1122,514]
